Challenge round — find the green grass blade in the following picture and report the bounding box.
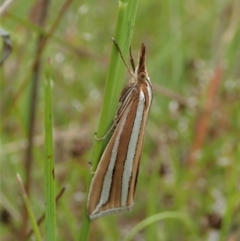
[44,61,56,241]
[123,211,198,241]
[219,145,240,241]
[92,0,139,171]
[79,0,139,240]
[16,174,42,241]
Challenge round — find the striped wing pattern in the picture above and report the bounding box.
[87,44,152,220]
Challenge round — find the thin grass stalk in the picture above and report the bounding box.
[25,187,65,240]
[17,174,42,241]
[21,0,50,235]
[79,0,139,240]
[91,0,139,172]
[44,63,56,241]
[123,211,199,241]
[219,147,240,241]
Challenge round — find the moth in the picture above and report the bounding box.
[87,42,153,220]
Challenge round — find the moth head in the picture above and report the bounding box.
[137,71,148,82]
[136,43,149,82]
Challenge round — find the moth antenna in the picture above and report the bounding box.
[111,38,137,81]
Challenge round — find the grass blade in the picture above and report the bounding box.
[44,61,56,241]
[16,174,42,241]
[79,0,139,240]
[123,211,198,241]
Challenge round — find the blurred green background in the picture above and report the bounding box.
[1,0,240,240]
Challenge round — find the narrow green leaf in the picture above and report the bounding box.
[17,174,42,241]
[79,0,139,240]
[44,61,56,241]
[123,211,199,241]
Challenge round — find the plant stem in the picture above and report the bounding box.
[79,0,139,240]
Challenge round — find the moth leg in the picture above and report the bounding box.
[94,121,116,141]
[88,162,95,174]
[88,161,92,168]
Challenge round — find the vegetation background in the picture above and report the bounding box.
[1,0,239,240]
